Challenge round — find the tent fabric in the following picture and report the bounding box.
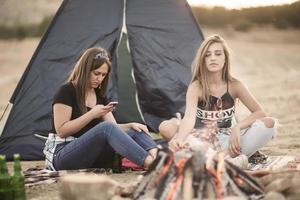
[113,33,144,124]
[0,0,124,160]
[0,0,204,160]
[126,0,204,131]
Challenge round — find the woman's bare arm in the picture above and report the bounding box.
[103,111,149,133]
[54,104,112,138]
[176,81,200,141]
[233,80,267,130]
[228,80,267,157]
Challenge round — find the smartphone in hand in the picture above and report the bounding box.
[107,101,119,108]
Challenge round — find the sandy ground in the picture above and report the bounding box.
[1,27,300,199]
[5,161,142,200]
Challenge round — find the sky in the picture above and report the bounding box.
[187,0,298,9]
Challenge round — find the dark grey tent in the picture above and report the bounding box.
[0,0,204,160]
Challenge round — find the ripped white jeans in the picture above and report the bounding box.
[217,119,278,156]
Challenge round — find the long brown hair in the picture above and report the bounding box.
[191,34,234,107]
[68,47,111,114]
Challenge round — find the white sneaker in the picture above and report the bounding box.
[226,154,249,169]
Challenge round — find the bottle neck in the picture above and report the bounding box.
[13,154,23,174]
[0,156,10,177]
[14,165,22,174]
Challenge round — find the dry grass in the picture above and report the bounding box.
[0,38,39,113]
[0,0,61,26]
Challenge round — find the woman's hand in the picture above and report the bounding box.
[130,122,149,134]
[169,138,185,152]
[90,104,113,119]
[229,125,241,157]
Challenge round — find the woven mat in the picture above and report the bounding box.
[248,155,300,171]
[24,167,112,187]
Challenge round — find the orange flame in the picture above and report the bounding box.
[166,158,188,200]
[206,152,225,199]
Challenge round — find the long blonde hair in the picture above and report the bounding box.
[191,34,233,107]
[68,47,111,114]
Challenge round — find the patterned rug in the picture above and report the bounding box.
[248,155,300,171]
[24,168,112,187]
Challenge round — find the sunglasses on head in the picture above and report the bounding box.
[216,98,224,120]
[94,51,110,60]
[216,98,222,110]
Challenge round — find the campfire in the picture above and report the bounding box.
[133,148,264,200]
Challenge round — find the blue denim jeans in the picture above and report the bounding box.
[53,121,157,170]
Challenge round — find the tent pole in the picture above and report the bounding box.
[0,103,13,137]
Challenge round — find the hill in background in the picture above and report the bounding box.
[0,0,299,39]
[0,0,61,26]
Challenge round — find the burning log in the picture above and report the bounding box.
[133,149,264,200]
[133,124,265,200]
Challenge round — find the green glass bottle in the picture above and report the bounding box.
[112,153,123,173]
[0,155,13,200]
[11,154,26,200]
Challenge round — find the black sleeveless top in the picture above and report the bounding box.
[195,84,235,128]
